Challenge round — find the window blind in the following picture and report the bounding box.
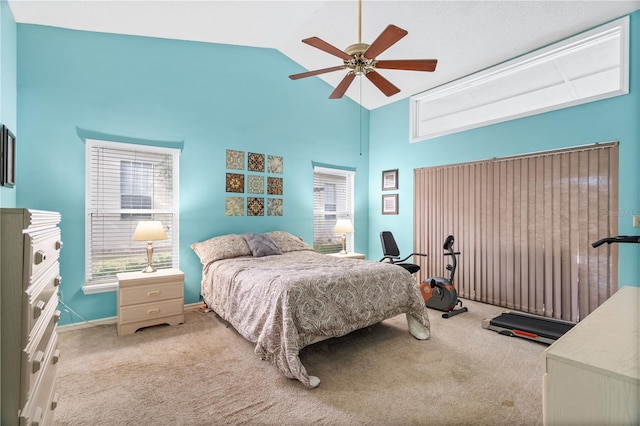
[313,166,355,254]
[86,140,179,284]
[414,143,618,322]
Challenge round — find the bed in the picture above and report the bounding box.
[191,231,430,388]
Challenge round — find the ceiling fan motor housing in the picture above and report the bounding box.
[345,43,376,74]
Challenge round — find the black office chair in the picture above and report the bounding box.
[379,231,426,275]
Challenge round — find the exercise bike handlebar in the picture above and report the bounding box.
[592,235,640,248]
[442,235,459,283]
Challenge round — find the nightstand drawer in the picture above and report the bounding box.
[119,281,183,306]
[119,298,184,325]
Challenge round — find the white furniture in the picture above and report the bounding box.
[1,209,62,426]
[117,268,184,336]
[328,252,366,260]
[542,286,639,425]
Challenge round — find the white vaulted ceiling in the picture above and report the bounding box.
[8,0,640,110]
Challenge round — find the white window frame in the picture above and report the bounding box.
[410,16,629,142]
[313,165,355,254]
[83,139,180,294]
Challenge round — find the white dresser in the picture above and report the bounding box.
[1,209,62,426]
[542,286,639,425]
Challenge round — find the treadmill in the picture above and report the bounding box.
[482,311,575,344]
[482,235,640,344]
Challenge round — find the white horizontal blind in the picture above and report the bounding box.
[313,166,354,254]
[86,140,179,284]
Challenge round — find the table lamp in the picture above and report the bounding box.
[133,220,167,273]
[334,219,354,255]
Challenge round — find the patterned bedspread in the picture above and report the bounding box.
[200,250,430,388]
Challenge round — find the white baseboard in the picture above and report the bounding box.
[56,302,205,333]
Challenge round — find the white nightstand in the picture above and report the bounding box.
[328,252,366,260]
[117,268,184,336]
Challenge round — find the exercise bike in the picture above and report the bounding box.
[419,235,468,319]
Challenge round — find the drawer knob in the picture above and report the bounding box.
[54,275,62,286]
[34,300,46,319]
[31,407,44,426]
[147,290,161,297]
[34,250,47,265]
[51,393,60,410]
[147,308,160,315]
[55,240,63,250]
[33,350,45,373]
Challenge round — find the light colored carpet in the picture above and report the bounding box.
[53,299,546,425]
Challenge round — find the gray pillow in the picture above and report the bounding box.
[243,233,282,257]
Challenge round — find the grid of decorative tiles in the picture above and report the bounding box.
[225,149,284,216]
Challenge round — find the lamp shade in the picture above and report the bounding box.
[334,219,354,234]
[133,221,167,241]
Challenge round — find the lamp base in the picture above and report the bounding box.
[340,233,347,255]
[141,264,157,273]
[142,242,157,273]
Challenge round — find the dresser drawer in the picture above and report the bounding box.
[24,331,59,403]
[24,227,62,284]
[20,372,58,426]
[25,262,61,333]
[119,298,184,325]
[119,281,183,306]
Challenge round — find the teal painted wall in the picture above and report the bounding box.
[368,10,640,288]
[16,25,369,324]
[0,0,16,207]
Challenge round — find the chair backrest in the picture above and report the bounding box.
[380,231,401,257]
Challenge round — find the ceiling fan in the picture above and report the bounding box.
[289,0,438,99]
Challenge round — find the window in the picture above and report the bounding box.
[313,165,354,254]
[410,16,629,141]
[86,140,180,285]
[120,160,153,218]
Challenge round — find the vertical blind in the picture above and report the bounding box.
[414,143,618,322]
[313,166,355,254]
[86,140,180,284]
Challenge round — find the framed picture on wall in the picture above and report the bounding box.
[1,125,16,187]
[382,169,398,190]
[382,194,398,215]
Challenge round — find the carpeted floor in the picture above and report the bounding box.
[53,299,546,425]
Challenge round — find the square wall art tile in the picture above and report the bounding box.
[248,152,265,172]
[267,198,283,216]
[247,175,264,194]
[226,149,245,170]
[268,155,283,174]
[247,197,265,216]
[267,177,283,195]
[226,173,244,193]
[226,197,244,216]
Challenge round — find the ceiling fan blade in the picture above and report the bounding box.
[365,71,400,97]
[302,37,353,61]
[329,73,356,99]
[289,65,346,80]
[376,59,438,72]
[363,24,408,59]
